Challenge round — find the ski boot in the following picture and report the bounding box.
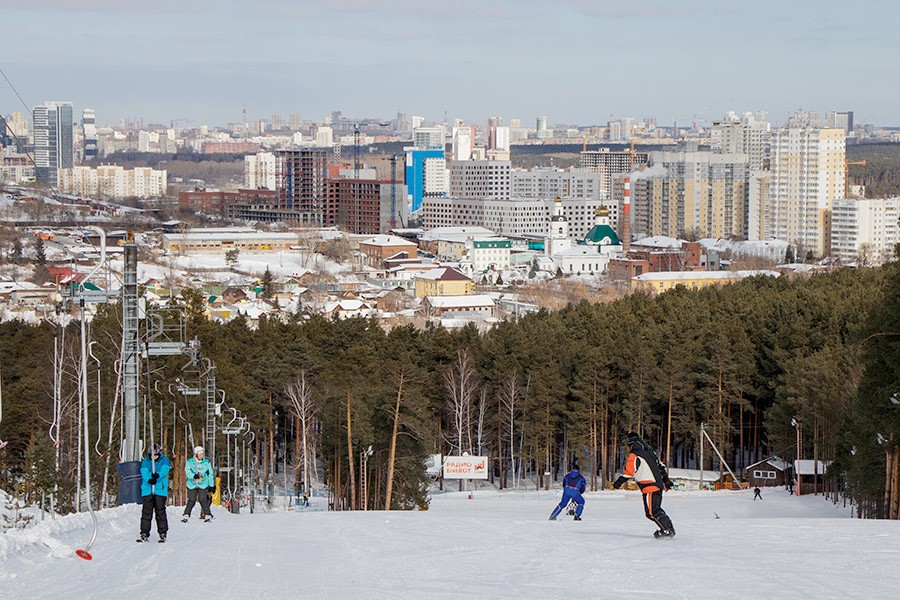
[203,514,212,523]
[549,515,557,521]
[654,528,675,539]
[158,533,167,543]
[137,533,150,543]
[573,515,582,521]
[181,515,189,523]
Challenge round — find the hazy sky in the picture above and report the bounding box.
[2,0,897,128]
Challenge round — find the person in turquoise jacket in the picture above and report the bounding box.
[182,445,214,522]
[139,443,170,542]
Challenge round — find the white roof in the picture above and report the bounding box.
[553,246,604,257]
[162,231,300,242]
[633,235,683,249]
[794,460,830,476]
[633,270,780,282]
[418,226,496,241]
[324,299,371,312]
[667,468,721,481]
[425,294,494,309]
[358,235,417,247]
[745,456,789,472]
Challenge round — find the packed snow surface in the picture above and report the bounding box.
[2,489,898,599]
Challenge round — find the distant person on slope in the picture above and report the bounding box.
[613,432,676,538]
[549,462,587,521]
[183,445,214,523]
[139,443,170,543]
[753,486,763,500]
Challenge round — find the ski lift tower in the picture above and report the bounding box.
[116,239,143,504]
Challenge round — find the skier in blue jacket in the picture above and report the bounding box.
[182,445,214,522]
[549,463,587,521]
[139,443,170,542]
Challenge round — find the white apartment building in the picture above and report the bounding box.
[831,197,900,265]
[244,152,276,190]
[316,126,333,147]
[451,126,473,161]
[768,128,845,258]
[58,165,167,199]
[512,168,604,201]
[712,115,770,171]
[414,126,446,149]
[448,160,511,200]
[423,157,450,196]
[422,196,604,239]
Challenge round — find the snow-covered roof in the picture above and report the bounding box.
[745,456,789,472]
[699,238,791,254]
[633,270,780,282]
[162,231,299,242]
[324,299,372,313]
[794,460,830,476]
[358,234,417,247]
[553,246,604,257]
[632,235,684,249]
[425,294,494,309]
[418,226,496,241]
[667,468,721,481]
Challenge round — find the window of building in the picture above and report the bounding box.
[753,470,777,479]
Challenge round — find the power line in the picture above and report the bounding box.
[0,64,32,115]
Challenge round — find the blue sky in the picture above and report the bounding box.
[2,0,897,128]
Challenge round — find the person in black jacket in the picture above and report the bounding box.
[613,432,676,538]
[549,463,587,521]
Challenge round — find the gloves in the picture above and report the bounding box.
[664,478,674,491]
[208,486,216,494]
[613,476,627,489]
[148,474,159,485]
[193,473,203,481]
[579,487,586,494]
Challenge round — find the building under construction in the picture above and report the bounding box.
[274,149,328,225]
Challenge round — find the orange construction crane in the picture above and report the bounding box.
[629,125,646,168]
[845,159,866,197]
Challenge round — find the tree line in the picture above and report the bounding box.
[0,264,898,517]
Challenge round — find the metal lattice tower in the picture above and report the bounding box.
[121,243,141,462]
[205,363,217,461]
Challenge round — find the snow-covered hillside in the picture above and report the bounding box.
[2,489,897,600]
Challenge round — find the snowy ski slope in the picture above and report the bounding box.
[2,488,898,600]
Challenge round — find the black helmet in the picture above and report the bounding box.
[148,443,162,457]
[624,432,641,447]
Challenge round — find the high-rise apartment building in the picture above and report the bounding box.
[244,152,276,190]
[511,168,604,202]
[33,101,74,188]
[712,115,769,170]
[451,126,474,161]
[274,148,328,225]
[327,177,407,234]
[629,151,749,240]
[831,197,899,265]
[413,125,445,150]
[448,160,511,200]
[768,128,845,257]
[580,148,649,198]
[405,148,447,213]
[82,109,98,161]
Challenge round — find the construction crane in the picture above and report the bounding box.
[845,159,867,198]
[629,125,646,168]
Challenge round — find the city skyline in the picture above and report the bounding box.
[2,0,898,127]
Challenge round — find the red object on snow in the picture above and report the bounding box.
[76,549,93,560]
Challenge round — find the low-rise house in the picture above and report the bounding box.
[423,294,494,318]
[745,457,789,487]
[414,267,474,298]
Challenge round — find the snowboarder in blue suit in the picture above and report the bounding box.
[139,443,170,542]
[549,463,587,521]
